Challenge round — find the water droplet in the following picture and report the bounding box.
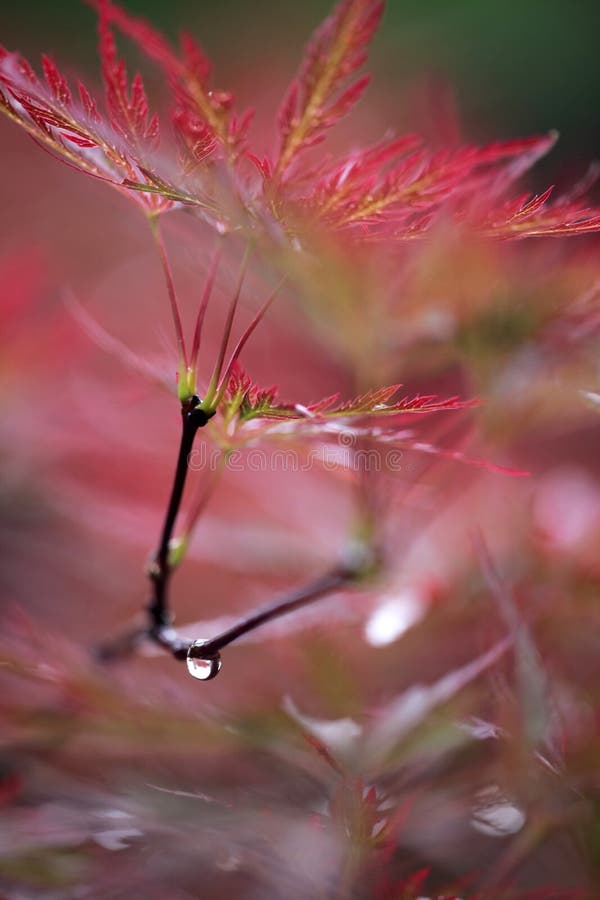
[186,640,222,681]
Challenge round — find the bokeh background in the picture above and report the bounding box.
[1,2,600,898]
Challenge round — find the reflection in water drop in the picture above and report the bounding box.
[186,640,222,681]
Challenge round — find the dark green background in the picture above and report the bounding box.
[4,0,599,175]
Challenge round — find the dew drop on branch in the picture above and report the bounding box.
[186,640,222,681]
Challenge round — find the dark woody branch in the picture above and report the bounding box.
[146,395,211,630]
[99,550,373,676]
[97,385,378,674]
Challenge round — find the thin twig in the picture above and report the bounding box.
[150,216,188,370]
[213,277,286,409]
[190,244,222,373]
[202,244,252,406]
[147,397,210,629]
[202,566,352,654]
[150,560,364,664]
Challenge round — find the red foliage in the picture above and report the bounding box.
[2,0,598,239]
[98,3,159,150]
[275,0,384,181]
[1,4,599,897]
[222,367,477,427]
[0,38,168,212]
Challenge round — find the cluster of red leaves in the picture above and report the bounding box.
[223,364,475,426]
[273,0,384,182]
[0,20,170,213]
[88,0,253,161]
[98,10,159,151]
[1,5,599,898]
[2,0,599,241]
[299,131,595,238]
[213,366,524,476]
